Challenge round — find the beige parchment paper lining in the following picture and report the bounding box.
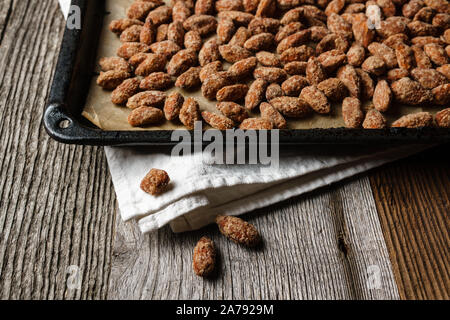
[82,0,440,131]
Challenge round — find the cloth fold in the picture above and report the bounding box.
[105,145,424,233]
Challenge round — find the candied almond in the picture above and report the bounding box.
[317,78,348,102]
[282,75,309,96]
[202,111,235,129]
[111,78,141,105]
[284,61,307,75]
[216,84,249,102]
[99,57,131,73]
[183,14,218,36]
[140,72,173,90]
[184,30,203,51]
[150,40,182,59]
[363,109,387,129]
[392,112,434,128]
[270,96,312,118]
[96,70,130,90]
[300,85,331,114]
[179,97,201,129]
[373,80,393,112]
[239,118,274,129]
[260,102,287,129]
[219,44,253,63]
[202,71,232,99]
[337,64,361,98]
[217,18,236,44]
[435,108,450,128]
[391,77,434,105]
[193,237,216,277]
[126,91,166,109]
[167,49,198,76]
[245,78,268,110]
[164,91,184,120]
[117,42,150,60]
[256,51,281,67]
[199,39,221,66]
[140,168,170,196]
[128,106,164,127]
[342,97,364,128]
[216,102,249,123]
[253,67,287,83]
[432,83,450,105]
[175,66,202,89]
[200,61,223,82]
[266,83,284,101]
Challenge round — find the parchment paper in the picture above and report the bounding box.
[82,0,440,131]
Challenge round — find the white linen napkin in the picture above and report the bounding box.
[58,0,422,233]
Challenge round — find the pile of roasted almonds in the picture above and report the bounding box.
[96,0,450,129]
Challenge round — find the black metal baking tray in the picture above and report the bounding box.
[43,0,450,146]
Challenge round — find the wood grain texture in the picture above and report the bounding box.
[0,0,116,299]
[108,177,399,300]
[370,145,450,300]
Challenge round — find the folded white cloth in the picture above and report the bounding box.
[57,0,422,234]
[105,145,424,233]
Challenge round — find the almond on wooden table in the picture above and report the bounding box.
[193,237,216,277]
[216,215,261,247]
[140,168,170,195]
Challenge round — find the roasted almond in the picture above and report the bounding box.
[193,237,216,277]
[128,106,164,127]
[216,215,261,246]
[201,111,235,129]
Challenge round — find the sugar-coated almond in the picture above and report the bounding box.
[387,68,410,82]
[411,68,448,89]
[255,0,276,17]
[216,215,261,246]
[202,111,235,129]
[306,57,327,85]
[140,168,170,195]
[135,53,167,76]
[140,72,173,90]
[127,1,159,21]
[327,13,352,39]
[167,49,198,76]
[126,91,166,109]
[361,56,386,76]
[200,61,223,82]
[373,80,393,112]
[244,33,275,51]
[391,77,434,105]
[423,43,449,65]
[120,25,143,42]
[150,40,181,59]
[219,44,253,63]
[347,44,365,66]
[147,6,173,26]
[216,102,249,123]
[284,61,307,75]
[172,0,191,23]
[99,57,132,73]
[256,51,281,67]
[392,112,434,128]
[432,83,450,105]
[275,22,304,43]
[342,97,364,128]
[218,10,254,25]
[435,108,450,128]
[260,102,287,129]
[109,19,144,35]
[411,45,433,68]
[245,78,268,110]
[193,237,216,277]
[111,77,141,105]
[355,68,375,101]
[117,42,150,59]
[362,109,387,129]
[96,70,130,90]
[436,64,450,79]
[199,39,221,66]
[281,75,309,96]
[216,0,243,12]
[179,97,201,129]
[195,0,214,15]
[229,27,251,46]
[248,17,281,35]
[395,43,415,71]
[280,45,315,63]
[276,30,311,53]
[368,42,398,69]
[300,85,331,114]
[253,67,287,83]
[167,21,185,46]
[269,96,312,118]
[337,64,361,98]
[316,49,347,73]
[184,30,203,51]
[164,91,184,120]
[317,78,348,102]
[216,84,249,102]
[175,66,202,89]
[217,18,236,44]
[183,15,218,36]
[265,83,284,101]
[156,24,169,42]
[202,71,232,99]
[239,118,274,129]
[128,106,164,127]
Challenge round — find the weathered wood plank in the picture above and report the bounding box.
[0,0,116,300]
[108,177,399,300]
[370,145,450,300]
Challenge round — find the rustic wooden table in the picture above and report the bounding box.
[0,0,448,300]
